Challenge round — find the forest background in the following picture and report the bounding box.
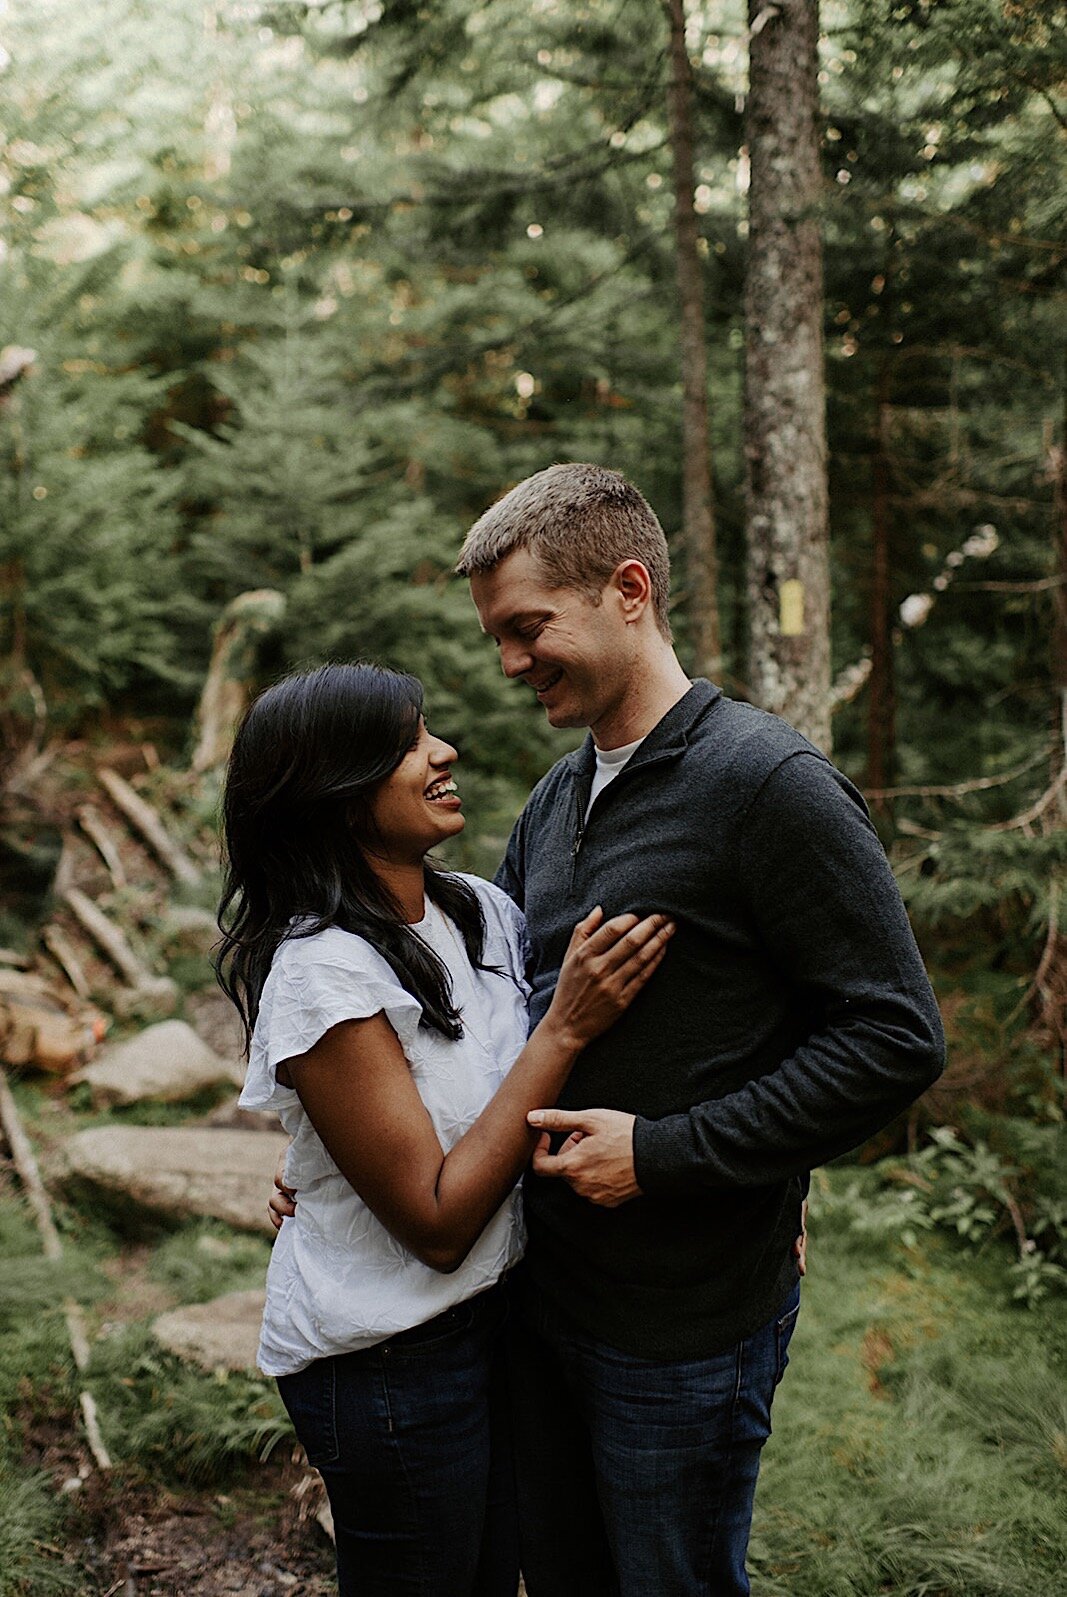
[0,1,1064,1593]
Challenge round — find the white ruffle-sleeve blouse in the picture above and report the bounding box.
[238,874,530,1376]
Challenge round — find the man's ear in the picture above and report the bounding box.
[612,560,653,623]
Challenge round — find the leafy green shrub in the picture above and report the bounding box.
[821,1124,1067,1307]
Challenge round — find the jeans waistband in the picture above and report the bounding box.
[383,1279,506,1349]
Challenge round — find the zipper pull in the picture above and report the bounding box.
[570,824,583,892]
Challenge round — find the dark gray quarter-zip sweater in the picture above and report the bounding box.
[495,680,945,1359]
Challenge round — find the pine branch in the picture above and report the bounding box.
[865,746,1053,803]
[301,112,668,218]
[987,767,1067,833]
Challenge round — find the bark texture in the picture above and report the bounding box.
[665,0,721,678]
[191,588,285,773]
[867,365,896,800]
[743,0,831,750]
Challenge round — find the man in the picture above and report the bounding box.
[452,462,945,1597]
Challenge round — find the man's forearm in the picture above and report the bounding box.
[631,996,944,1193]
[634,753,945,1194]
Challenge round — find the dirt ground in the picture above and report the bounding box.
[27,1411,336,1596]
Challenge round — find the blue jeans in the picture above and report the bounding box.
[506,1280,800,1597]
[276,1283,518,1597]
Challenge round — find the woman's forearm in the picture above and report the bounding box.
[416,1013,581,1269]
[291,911,671,1271]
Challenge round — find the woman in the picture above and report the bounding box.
[216,662,672,1597]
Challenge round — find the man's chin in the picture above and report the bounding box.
[543,703,585,729]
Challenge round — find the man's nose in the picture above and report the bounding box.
[499,640,533,679]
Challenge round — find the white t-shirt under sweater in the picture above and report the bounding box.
[585,736,645,822]
[238,874,530,1377]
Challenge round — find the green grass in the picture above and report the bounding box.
[2,1117,1064,1592]
[0,1464,81,1597]
[751,1184,1067,1596]
[62,1080,237,1127]
[87,1324,290,1486]
[0,1195,95,1414]
[148,1219,271,1303]
[0,1195,91,1595]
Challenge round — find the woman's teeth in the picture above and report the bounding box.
[425,780,458,801]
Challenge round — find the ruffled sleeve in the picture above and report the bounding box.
[239,926,423,1113]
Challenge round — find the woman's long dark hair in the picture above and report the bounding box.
[215,662,491,1054]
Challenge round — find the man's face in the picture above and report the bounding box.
[469,548,631,733]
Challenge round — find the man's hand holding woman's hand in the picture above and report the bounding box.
[527,1107,641,1207]
[527,1108,811,1275]
[520,908,672,1209]
[267,906,674,1232]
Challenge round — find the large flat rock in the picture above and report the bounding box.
[59,1125,288,1233]
[71,1018,244,1107]
[153,1288,266,1373]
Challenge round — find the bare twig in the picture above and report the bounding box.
[749,4,780,36]
[41,925,91,999]
[953,576,1065,593]
[1000,1185,1031,1263]
[987,766,1067,832]
[77,805,127,889]
[0,1065,111,1469]
[97,768,201,888]
[1033,880,1061,997]
[62,889,175,1006]
[866,746,1052,802]
[1008,878,1064,1027]
[895,817,944,841]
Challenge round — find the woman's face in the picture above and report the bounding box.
[366,718,465,863]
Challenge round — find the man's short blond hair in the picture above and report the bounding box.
[456,463,672,639]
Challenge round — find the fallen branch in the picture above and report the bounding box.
[97,768,201,888]
[0,1065,112,1469]
[62,889,176,1007]
[41,925,91,999]
[77,805,127,889]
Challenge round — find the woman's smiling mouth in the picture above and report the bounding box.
[424,778,460,805]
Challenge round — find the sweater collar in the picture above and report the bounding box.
[564,679,722,782]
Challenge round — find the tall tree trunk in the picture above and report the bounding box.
[1034,403,1067,1078]
[743,0,831,749]
[1051,395,1067,773]
[665,0,721,679]
[867,363,896,802]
